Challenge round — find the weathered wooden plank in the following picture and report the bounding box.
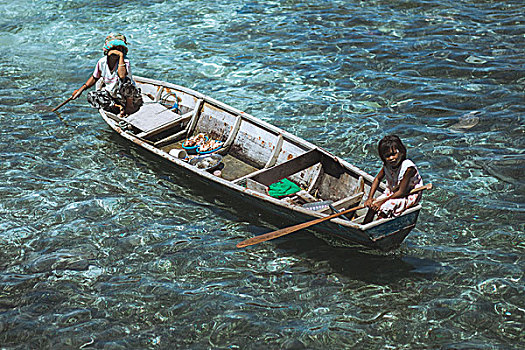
[295,190,317,203]
[232,166,271,185]
[154,129,187,147]
[251,149,322,186]
[218,115,242,155]
[245,178,267,194]
[228,121,279,168]
[186,98,204,137]
[137,110,193,139]
[307,163,323,193]
[264,134,283,169]
[125,103,181,132]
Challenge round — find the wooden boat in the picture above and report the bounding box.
[98,76,424,251]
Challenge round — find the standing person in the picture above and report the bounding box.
[71,33,143,116]
[363,135,424,224]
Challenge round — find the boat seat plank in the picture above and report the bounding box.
[250,148,322,186]
[154,129,187,147]
[233,167,272,185]
[125,103,181,132]
[137,110,193,139]
[232,148,320,185]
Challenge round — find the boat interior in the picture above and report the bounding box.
[118,79,374,222]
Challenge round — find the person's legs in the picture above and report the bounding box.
[87,90,120,114]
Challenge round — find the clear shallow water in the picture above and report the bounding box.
[0,0,523,348]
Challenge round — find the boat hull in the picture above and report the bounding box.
[97,76,422,251]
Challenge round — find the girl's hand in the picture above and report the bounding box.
[370,198,386,211]
[72,88,82,99]
[364,198,374,208]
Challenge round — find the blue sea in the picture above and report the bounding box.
[0,0,523,348]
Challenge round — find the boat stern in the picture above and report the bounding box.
[363,207,421,251]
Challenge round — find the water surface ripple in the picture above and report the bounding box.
[0,0,523,349]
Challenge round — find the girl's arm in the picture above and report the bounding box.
[108,49,128,79]
[391,167,417,198]
[369,166,417,211]
[364,167,384,207]
[72,75,97,99]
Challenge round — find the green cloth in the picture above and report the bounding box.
[268,178,301,198]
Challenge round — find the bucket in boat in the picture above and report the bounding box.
[182,135,208,154]
[189,154,223,171]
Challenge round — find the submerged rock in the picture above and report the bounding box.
[475,154,525,185]
[450,111,480,131]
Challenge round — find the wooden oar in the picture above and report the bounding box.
[51,96,73,112]
[52,87,85,112]
[236,183,433,248]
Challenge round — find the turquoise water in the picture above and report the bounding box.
[1,0,523,348]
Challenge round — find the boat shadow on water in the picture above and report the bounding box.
[273,235,445,284]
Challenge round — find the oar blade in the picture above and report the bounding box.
[236,222,311,248]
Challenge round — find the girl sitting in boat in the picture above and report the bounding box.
[363,135,424,224]
[71,33,143,116]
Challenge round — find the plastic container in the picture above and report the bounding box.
[197,141,223,154]
[169,149,187,159]
[182,136,208,154]
[302,200,333,211]
[189,154,223,172]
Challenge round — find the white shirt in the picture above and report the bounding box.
[92,57,132,96]
[383,159,423,192]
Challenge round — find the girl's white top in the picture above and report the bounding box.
[383,159,423,192]
[377,159,424,217]
[92,57,132,96]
